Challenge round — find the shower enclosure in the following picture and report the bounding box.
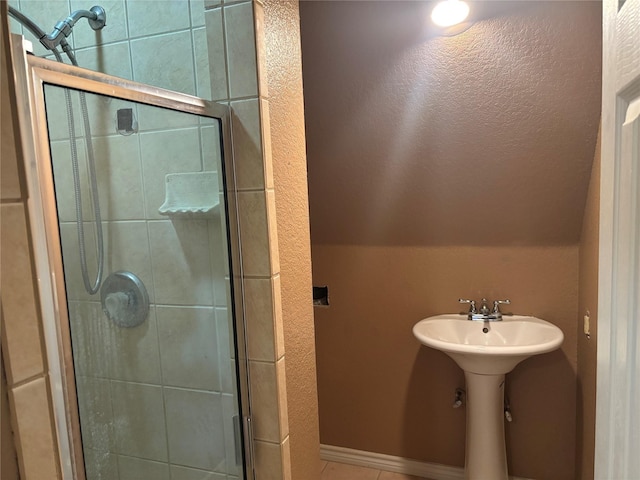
[9,17,251,480]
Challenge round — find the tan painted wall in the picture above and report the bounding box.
[301,2,601,479]
[312,245,578,479]
[301,1,601,247]
[576,128,600,479]
[263,1,321,478]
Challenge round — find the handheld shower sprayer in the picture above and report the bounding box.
[9,5,107,295]
[42,6,107,50]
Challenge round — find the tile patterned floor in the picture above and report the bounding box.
[320,461,433,480]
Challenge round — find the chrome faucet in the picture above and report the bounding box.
[479,298,491,316]
[459,298,511,321]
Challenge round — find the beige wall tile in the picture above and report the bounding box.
[164,387,225,471]
[50,127,146,222]
[148,220,214,305]
[0,204,45,384]
[0,356,19,480]
[12,0,71,57]
[221,393,241,476]
[157,306,220,391]
[71,0,128,48]
[249,359,288,442]
[50,139,88,222]
[253,1,268,99]
[41,86,82,141]
[243,274,283,361]
[84,95,137,139]
[131,32,196,95]
[137,103,201,133]
[68,301,109,377]
[75,42,133,79]
[102,221,155,300]
[208,218,229,308]
[171,464,226,479]
[118,455,170,480]
[190,0,207,28]
[259,99,273,189]
[201,123,223,173]
[272,274,284,360]
[265,189,280,274]
[59,220,154,303]
[237,191,273,276]
[254,440,283,480]
[215,307,235,393]
[75,376,115,453]
[69,301,161,383]
[83,448,118,479]
[58,222,98,302]
[275,357,289,441]
[249,361,277,441]
[204,7,229,101]
[224,2,258,99]
[139,128,201,220]
[93,137,146,220]
[231,98,264,190]
[10,377,60,479]
[282,435,292,480]
[194,28,213,99]
[111,381,168,461]
[106,306,161,384]
[1,34,21,201]
[244,277,276,361]
[126,0,190,37]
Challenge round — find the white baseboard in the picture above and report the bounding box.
[320,444,533,480]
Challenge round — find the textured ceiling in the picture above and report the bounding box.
[300,1,602,246]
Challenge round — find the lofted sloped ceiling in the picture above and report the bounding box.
[300,1,602,246]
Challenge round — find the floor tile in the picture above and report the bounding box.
[320,462,379,480]
[378,472,428,480]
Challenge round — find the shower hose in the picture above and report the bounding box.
[58,45,105,295]
[9,6,104,295]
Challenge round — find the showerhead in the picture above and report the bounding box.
[47,6,107,49]
[87,6,107,31]
[8,5,107,52]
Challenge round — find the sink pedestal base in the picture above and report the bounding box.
[464,372,508,480]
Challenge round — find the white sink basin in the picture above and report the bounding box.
[413,314,564,374]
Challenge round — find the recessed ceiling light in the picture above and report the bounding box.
[431,0,470,28]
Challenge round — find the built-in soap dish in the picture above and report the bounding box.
[158,171,220,217]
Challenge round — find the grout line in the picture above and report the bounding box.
[8,372,47,390]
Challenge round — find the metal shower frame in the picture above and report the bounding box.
[9,34,254,480]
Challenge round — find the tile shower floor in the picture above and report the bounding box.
[320,461,433,480]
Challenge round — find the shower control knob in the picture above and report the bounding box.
[100,271,149,328]
[104,291,131,322]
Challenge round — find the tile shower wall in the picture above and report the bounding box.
[5,1,297,478]
[49,90,239,478]
[206,1,294,477]
[9,0,211,99]
[8,1,239,479]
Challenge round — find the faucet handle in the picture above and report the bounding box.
[493,299,511,313]
[458,298,477,314]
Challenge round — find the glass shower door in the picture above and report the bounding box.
[39,80,245,480]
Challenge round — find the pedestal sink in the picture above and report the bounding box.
[413,314,564,480]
